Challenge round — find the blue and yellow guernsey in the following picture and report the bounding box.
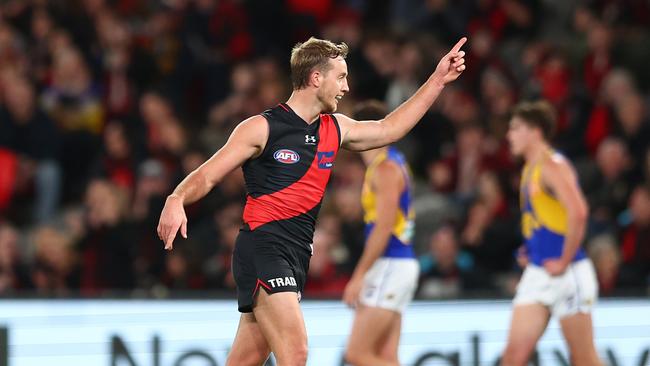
[361,147,415,258]
[520,150,586,266]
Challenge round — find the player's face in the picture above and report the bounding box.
[507,117,534,156]
[318,56,349,113]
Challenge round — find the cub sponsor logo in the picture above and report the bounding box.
[274,149,300,164]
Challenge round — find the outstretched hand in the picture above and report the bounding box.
[433,37,467,84]
[157,195,188,251]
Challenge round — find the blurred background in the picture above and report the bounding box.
[0,0,649,303]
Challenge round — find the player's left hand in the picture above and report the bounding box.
[343,277,363,308]
[543,258,568,276]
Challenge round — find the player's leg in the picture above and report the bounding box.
[559,313,603,366]
[244,232,312,366]
[228,230,273,365]
[501,304,550,366]
[377,313,401,364]
[345,305,400,366]
[252,290,308,366]
[376,260,417,364]
[347,258,416,366]
[226,312,271,366]
[558,259,603,366]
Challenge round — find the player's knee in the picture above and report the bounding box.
[294,343,309,365]
[345,348,377,366]
[380,353,399,365]
[378,348,398,365]
[345,342,360,364]
[501,345,531,366]
[225,352,267,366]
[567,340,601,366]
[276,342,308,366]
[570,352,602,366]
[344,350,361,366]
[288,347,308,366]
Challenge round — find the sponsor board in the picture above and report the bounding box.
[0,300,648,365]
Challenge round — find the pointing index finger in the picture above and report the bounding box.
[451,37,467,53]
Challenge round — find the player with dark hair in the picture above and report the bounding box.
[343,100,419,366]
[158,36,467,366]
[502,101,602,366]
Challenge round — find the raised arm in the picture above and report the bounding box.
[541,155,589,275]
[157,115,268,250]
[337,37,467,151]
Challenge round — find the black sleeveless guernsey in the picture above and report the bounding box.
[241,103,341,253]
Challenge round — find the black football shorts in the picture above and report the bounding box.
[232,229,310,313]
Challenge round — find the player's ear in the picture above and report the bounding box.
[310,70,322,88]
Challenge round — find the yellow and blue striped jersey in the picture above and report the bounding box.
[361,147,415,258]
[520,150,586,266]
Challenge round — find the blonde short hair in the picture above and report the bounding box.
[290,37,348,90]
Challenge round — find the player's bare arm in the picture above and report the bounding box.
[157,116,269,250]
[540,155,589,275]
[336,37,467,151]
[343,161,403,307]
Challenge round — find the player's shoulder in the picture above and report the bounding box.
[386,146,407,164]
[541,150,576,180]
[332,113,354,125]
[231,115,269,145]
[373,158,403,184]
[260,104,284,119]
[237,114,268,131]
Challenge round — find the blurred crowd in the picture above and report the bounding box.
[0,0,649,299]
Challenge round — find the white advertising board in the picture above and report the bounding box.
[0,299,648,365]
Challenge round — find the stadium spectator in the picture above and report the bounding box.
[30,225,77,296]
[418,225,486,299]
[580,137,633,233]
[0,223,32,295]
[619,185,650,288]
[0,75,61,223]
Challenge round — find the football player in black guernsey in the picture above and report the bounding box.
[157,36,467,366]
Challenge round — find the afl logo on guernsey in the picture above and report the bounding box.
[274,149,300,164]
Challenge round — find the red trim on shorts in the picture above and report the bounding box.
[253,278,272,296]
